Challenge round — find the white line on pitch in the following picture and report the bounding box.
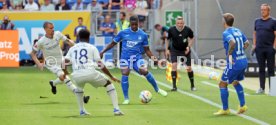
[131,72,269,125]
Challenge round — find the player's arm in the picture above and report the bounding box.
[144,46,158,63]
[100,41,117,58]
[228,40,236,63]
[243,40,250,49]
[30,50,44,70]
[63,38,75,47]
[93,46,120,83]
[253,31,256,49]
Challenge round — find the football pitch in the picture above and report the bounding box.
[0,67,276,125]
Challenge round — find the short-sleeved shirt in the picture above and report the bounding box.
[65,42,101,72]
[113,28,148,59]
[222,27,248,68]
[254,17,276,48]
[167,26,194,51]
[33,31,67,65]
[100,22,116,37]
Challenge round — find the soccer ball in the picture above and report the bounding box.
[139,90,152,104]
[209,71,219,80]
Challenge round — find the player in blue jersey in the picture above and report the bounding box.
[100,15,168,104]
[214,13,249,115]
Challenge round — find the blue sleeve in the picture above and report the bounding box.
[113,31,123,43]
[142,33,149,46]
[223,32,234,43]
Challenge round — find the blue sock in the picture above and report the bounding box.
[121,75,129,100]
[220,87,229,110]
[234,83,245,107]
[145,72,159,92]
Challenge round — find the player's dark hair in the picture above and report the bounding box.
[223,13,234,26]
[154,24,161,29]
[78,17,83,21]
[43,21,53,29]
[78,29,90,42]
[120,12,126,17]
[129,15,139,22]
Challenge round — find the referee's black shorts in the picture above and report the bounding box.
[170,50,191,66]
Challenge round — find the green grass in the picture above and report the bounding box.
[0,67,276,125]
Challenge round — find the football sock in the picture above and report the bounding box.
[64,78,77,93]
[171,71,177,89]
[220,87,229,110]
[106,84,119,110]
[234,83,245,107]
[188,71,194,88]
[74,88,85,111]
[145,72,159,92]
[121,75,129,100]
[53,78,63,86]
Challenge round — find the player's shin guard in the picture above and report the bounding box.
[188,71,194,88]
[64,78,77,93]
[74,88,85,111]
[106,84,119,110]
[171,71,177,89]
[121,75,129,100]
[220,87,229,110]
[145,72,159,92]
[234,83,245,107]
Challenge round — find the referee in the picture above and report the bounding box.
[166,16,196,91]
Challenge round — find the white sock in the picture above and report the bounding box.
[75,88,85,112]
[106,84,119,110]
[64,78,77,93]
[52,78,63,86]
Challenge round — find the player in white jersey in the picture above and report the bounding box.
[30,21,89,103]
[65,29,124,116]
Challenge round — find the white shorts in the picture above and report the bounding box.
[45,64,64,77]
[45,57,65,77]
[71,69,109,89]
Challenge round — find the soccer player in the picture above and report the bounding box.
[65,29,124,116]
[30,21,89,103]
[165,16,196,91]
[100,15,168,105]
[214,13,249,115]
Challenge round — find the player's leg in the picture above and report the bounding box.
[121,67,131,104]
[136,59,167,97]
[255,48,266,93]
[185,53,196,91]
[88,71,123,115]
[233,69,247,114]
[170,51,178,91]
[214,69,230,115]
[71,75,90,115]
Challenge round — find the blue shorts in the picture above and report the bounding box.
[221,63,247,84]
[120,55,146,73]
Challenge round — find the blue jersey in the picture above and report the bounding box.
[114,28,149,59]
[222,27,248,65]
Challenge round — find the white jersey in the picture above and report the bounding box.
[65,42,101,73]
[33,31,67,65]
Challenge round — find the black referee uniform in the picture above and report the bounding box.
[167,25,195,90]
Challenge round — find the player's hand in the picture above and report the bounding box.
[37,63,44,71]
[251,45,256,56]
[111,77,121,83]
[185,47,190,55]
[100,52,104,59]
